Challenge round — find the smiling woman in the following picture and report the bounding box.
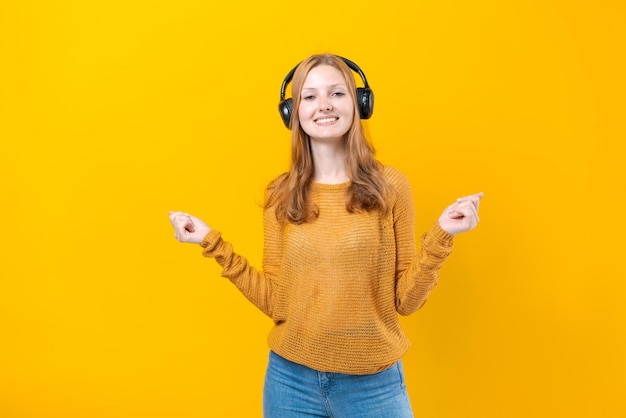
[1,0,624,416]
[168,53,483,418]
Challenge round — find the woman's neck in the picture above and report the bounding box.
[310,140,349,184]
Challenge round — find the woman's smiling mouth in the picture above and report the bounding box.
[314,117,338,125]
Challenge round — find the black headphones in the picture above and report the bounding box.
[278,56,374,129]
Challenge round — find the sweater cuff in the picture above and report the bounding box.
[422,222,454,253]
[432,222,454,242]
[200,229,222,253]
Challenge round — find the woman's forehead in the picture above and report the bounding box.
[302,65,347,89]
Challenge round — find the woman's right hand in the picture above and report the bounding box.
[168,211,212,244]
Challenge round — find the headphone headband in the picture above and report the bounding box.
[278,55,374,129]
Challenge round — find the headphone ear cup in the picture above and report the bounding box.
[356,87,374,119]
[278,98,294,129]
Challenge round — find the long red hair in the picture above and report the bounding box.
[267,54,390,224]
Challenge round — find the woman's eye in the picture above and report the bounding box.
[333,92,345,97]
[303,95,315,100]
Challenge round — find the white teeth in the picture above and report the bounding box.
[316,117,337,124]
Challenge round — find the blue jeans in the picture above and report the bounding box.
[263,351,414,418]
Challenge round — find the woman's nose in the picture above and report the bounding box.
[318,97,332,111]
[320,102,333,111]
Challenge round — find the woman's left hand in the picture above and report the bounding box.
[438,192,484,236]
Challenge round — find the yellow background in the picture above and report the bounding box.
[1,0,624,417]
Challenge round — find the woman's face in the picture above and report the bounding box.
[297,65,354,144]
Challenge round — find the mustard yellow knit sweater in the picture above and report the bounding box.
[200,166,454,374]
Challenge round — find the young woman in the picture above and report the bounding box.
[169,53,483,418]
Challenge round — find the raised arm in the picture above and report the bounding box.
[392,172,483,315]
[168,203,283,319]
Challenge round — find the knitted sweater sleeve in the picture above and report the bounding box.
[199,197,281,319]
[392,172,455,315]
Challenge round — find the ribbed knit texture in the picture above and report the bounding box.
[201,166,454,374]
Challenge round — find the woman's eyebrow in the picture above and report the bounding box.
[301,83,347,91]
